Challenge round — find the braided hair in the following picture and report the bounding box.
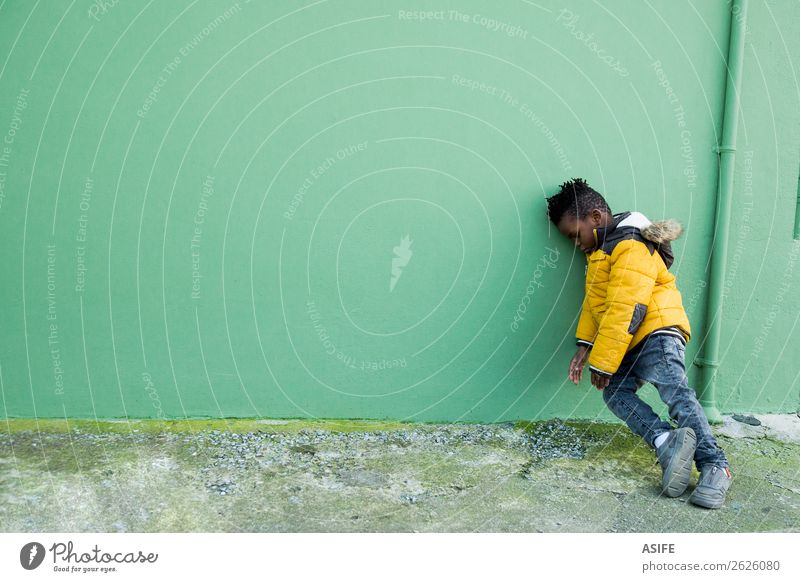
[546,178,611,225]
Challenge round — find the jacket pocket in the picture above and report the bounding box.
[628,303,647,334]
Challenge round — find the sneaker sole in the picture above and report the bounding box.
[661,428,696,497]
[688,493,724,509]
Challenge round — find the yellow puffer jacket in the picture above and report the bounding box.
[576,211,692,376]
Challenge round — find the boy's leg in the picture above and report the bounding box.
[601,349,673,448]
[645,335,729,471]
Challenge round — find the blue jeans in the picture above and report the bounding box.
[600,333,729,471]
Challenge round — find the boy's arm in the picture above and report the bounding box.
[587,239,658,376]
[576,294,597,348]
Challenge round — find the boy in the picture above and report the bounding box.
[546,178,732,509]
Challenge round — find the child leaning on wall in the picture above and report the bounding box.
[545,178,732,509]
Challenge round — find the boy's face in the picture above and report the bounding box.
[557,209,607,255]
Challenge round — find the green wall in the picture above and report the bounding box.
[0,1,797,421]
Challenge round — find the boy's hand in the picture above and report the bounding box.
[568,345,590,384]
[591,370,611,390]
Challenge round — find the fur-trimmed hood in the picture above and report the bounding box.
[641,218,684,244]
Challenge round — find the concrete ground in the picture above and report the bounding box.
[1,415,798,532]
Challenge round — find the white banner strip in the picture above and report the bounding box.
[1,533,798,581]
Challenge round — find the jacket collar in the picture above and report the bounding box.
[592,211,631,248]
[589,211,676,269]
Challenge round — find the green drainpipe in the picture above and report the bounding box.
[694,0,749,423]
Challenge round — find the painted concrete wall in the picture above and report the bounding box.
[713,0,800,414]
[0,1,797,421]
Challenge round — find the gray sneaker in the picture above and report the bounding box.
[689,465,732,509]
[655,427,696,497]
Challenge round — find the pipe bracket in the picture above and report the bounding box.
[693,357,720,368]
